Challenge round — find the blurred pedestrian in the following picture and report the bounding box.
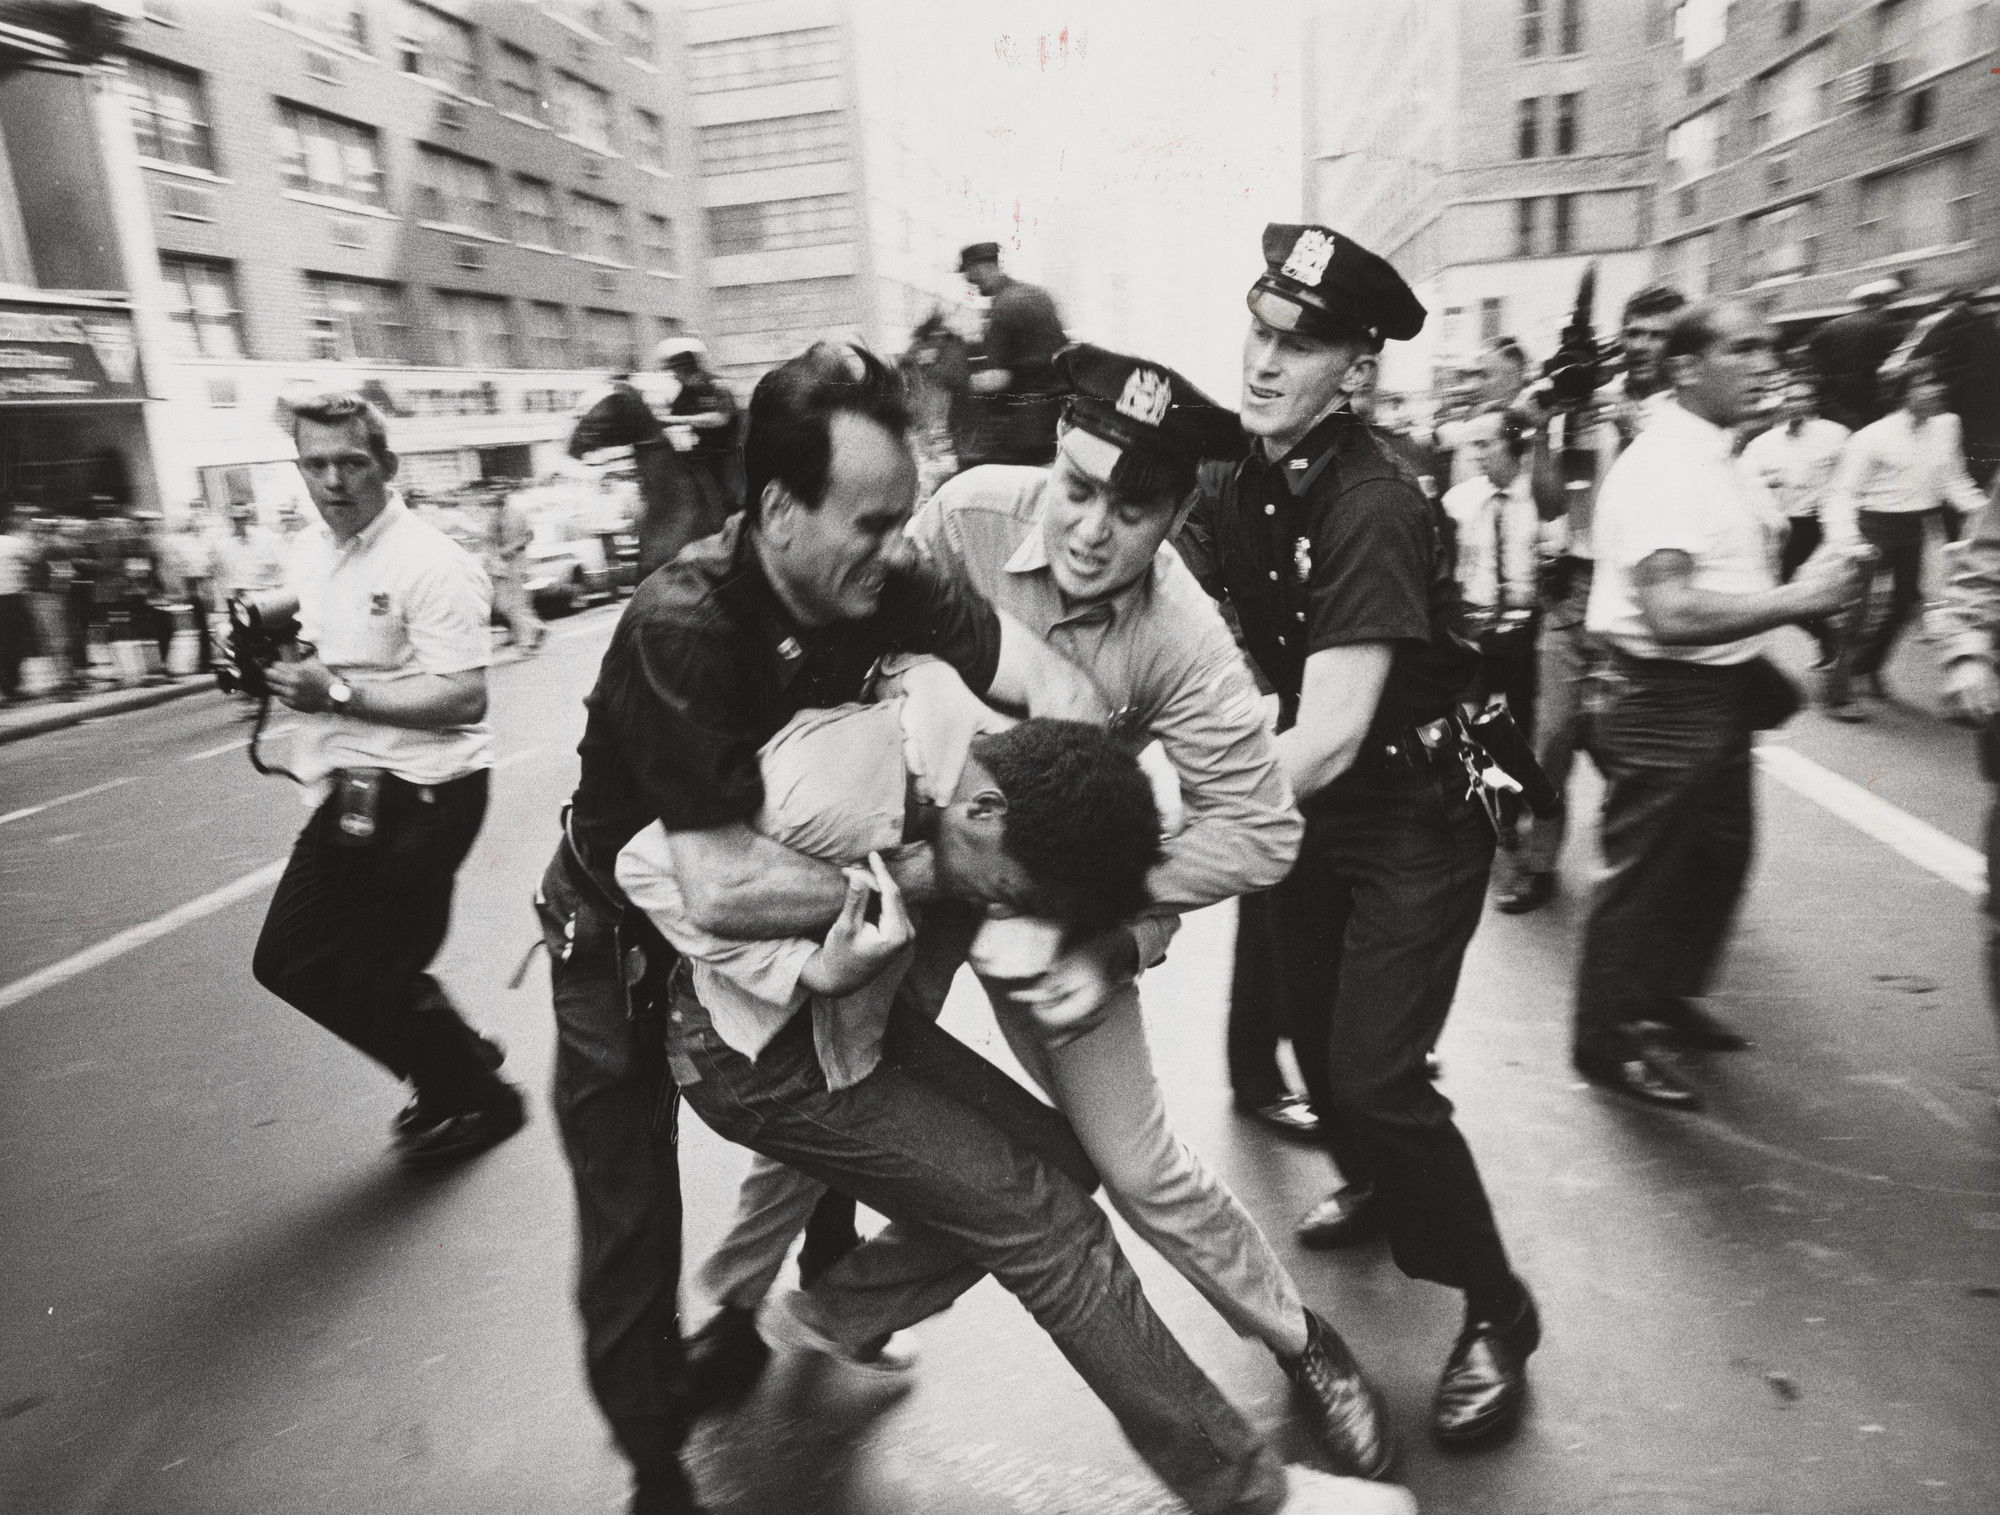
[1501,282,1687,914]
[957,240,1069,467]
[1807,276,1904,433]
[1823,362,1988,707]
[1574,300,1862,1109]
[659,335,743,523]
[1442,409,1543,736]
[27,517,80,697]
[0,504,30,699]
[1740,376,1849,699]
[486,488,543,653]
[251,388,524,1170]
[159,510,217,674]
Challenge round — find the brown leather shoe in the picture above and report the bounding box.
[1432,1285,1540,1447]
[1285,1309,1396,1479]
[1296,1184,1380,1249]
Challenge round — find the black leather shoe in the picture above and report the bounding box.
[1284,1309,1395,1479]
[1296,1184,1380,1249]
[392,1035,506,1140]
[397,1083,526,1168]
[1494,871,1553,914]
[1433,1285,1540,1447]
[1573,1048,1702,1110]
[1646,999,1752,1051]
[683,1304,770,1417]
[1235,1093,1321,1141]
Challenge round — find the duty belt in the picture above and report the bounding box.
[1373,715,1461,774]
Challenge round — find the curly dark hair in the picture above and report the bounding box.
[970,719,1163,938]
[743,342,911,522]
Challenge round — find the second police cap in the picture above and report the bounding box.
[1247,223,1426,345]
[958,240,1002,271]
[1055,341,1244,494]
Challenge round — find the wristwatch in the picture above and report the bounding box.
[326,679,353,712]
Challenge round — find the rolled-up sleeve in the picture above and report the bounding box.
[876,553,1003,696]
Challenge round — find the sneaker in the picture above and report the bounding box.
[1278,1464,1418,1514]
[396,1083,526,1169]
[760,1289,917,1377]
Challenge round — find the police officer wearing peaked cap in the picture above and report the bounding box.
[1179,223,1541,1449]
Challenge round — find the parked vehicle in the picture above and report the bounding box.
[523,516,615,615]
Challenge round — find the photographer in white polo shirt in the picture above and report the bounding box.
[252,389,524,1168]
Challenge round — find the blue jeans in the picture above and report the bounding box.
[1574,656,1755,1057]
[670,983,1289,1515]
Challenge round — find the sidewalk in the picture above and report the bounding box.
[0,675,216,747]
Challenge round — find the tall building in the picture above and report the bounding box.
[681,0,960,389]
[0,1,162,519]
[1651,0,1997,328]
[1301,0,1673,393]
[114,0,701,519]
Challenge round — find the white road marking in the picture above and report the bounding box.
[494,745,546,771]
[1755,743,1986,897]
[183,723,294,762]
[1846,1071,1977,1133]
[0,777,136,827]
[0,860,286,1013]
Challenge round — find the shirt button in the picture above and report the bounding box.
[1277,635,1287,646]
[1296,611,1306,622]
[1268,570,1279,581]
[1264,503,1276,515]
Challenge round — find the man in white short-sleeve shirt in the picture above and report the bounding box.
[251,389,524,1170]
[1574,302,1859,1111]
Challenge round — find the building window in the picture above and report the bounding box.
[1665,103,1723,185]
[1554,92,1580,154]
[435,290,517,368]
[1559,0,1584,51]
[709,276,854,336]
[526,301,571,367]
[124,56,215,171]
[581,307,636,369]
[1515,97,1540,158]
[1781,0,1805,36]
[1677,0,1730,62]
[569,192,630,263]
[274,102,384,206]
[260,0,367,50]
[497,42,541,120]
[618,0,655,60]
[514,175,561,248]
[1748,47,1828,147]
[632,108,669,172]
[1515,197,1539,257]
[1744,199,1818,283]
[1874,0,1985,82]
[1552,192,1577,252]
[552,71,613,152]
[1858,149,1976,263]
[643,213,678,274]
[304,273,410,361]
[415,147,503,236]
[697,112,848,176]
[159,255,246,358]
[1478,297,1506,345]
[686,27,842,93]
[396,1,480,95]
[1520,0,1545,56]
[1905,87,1934,133]
[705,193,855,256]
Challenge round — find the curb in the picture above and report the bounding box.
[0,679,218,747]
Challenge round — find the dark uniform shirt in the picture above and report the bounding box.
[569,514,1002,872]
[1181,408,1478,758]
[983,275,1068,394]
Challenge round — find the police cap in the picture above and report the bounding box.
[1247,223,1426,347]
[958,241,1002,272]
[1054,342,1243,500]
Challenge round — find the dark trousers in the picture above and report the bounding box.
[1778,516,1838,664]
[1470,622,1541,744]
[1271,768,1516,1304]
[537,846,689,1499]
[0,593,28,696]
[1853,509,1932,678]
[1574,658,1754,1058]
[253,769,506,1112]
[672,989,1288,1515]
[1225,890,1289,1107]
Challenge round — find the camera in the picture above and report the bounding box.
[214,590,305,699]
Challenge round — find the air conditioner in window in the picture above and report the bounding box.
[581,155,606,180]
[155,180,216,221]
[1840,61,1897,105]
[436,100,470,131]
[454,241,488,271]
[304,49,343,84]
[329,216,369,250]
[592,269,618,297]
[1765,152,1794,193]
[1868,60,1898,99]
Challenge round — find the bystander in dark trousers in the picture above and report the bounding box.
[253,771,511,1115]
[1470,621,1539,742]
[535,843,696,1513]
[671,985,1290,1515]
[1573,656,1754,1060]
[1272,766,1518,1308]
[1777,515,1838,665]
[1848,509,1932,688]
[1226,890,1291,1109]
[1519,561,1600,880]
[0,591,28,697]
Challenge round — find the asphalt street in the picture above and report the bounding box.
[2,606,1996,1515]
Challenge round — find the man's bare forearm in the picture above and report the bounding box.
[665,824,851,939]
[1637,581,1820,646]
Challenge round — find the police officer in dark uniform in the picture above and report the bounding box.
[958,240,1069,468]
[1181,224,1540,1449]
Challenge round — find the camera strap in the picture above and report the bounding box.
[246,694,308,785]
